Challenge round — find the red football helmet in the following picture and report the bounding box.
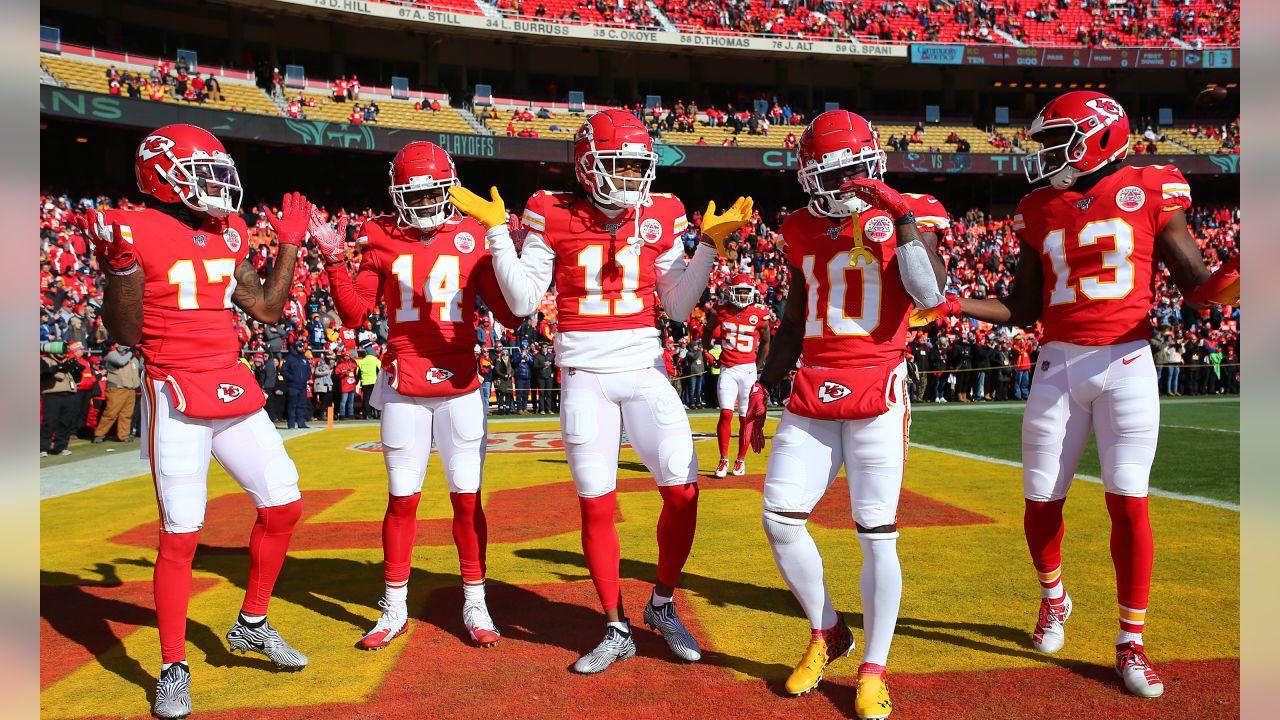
[134,124,241,216]
[573,109,658,208]
[798,110,886,218]
[389,141,458,231]
[1025,90,1130,189]
[727,273,755,308]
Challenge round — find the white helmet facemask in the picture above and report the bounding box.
[160,150,242,217]
[584,144,658,208]
[391,174,458,231]
[798,146,885,218]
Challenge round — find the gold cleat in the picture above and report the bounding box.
[855,666,893,720]
[784,615,854,695]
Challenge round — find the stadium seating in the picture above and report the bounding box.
[41,53,279,116]
[290,94,477,135]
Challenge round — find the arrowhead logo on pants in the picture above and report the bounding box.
[216,383,245,403]
[817,381,851,403]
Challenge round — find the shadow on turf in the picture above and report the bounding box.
[535,457,652,474]
[40,560,275,706]
[516,547,1132,691]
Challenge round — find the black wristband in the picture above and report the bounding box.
[893,210,916,227]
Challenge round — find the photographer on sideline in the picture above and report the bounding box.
[41,341,85,456]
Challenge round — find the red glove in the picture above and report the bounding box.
[71,210,137,275]
[842,178,912,221]
[746,382,769,454]
[909,292,962,327]
[267,192,313,247]
[1189,256,1240,306]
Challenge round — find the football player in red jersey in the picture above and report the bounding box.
[309,141,520,652]
[702,273,771,477]
[79,124,312,719]
[918,91,1240,698]
[744,110,950,719]
[451,109,753,674]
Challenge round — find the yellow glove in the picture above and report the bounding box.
[449,185,508,230]
[908,294,962,328]
[700,196,754,255]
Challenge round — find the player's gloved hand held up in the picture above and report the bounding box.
[746,382,769,453]
[268,192,313,247]
[843,178,912,221]
[701,196,755,255]
[308,208,349,266]
[909,292,962,327]
[72,209,137,275]
[450,186,508,229]
[1190,256,1240,306]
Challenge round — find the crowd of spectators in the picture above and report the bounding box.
[477,0,1242,48]
[38,186,1240,454]
[103,57,227,107]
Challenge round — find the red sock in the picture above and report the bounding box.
[383,493,422,585]
[450,491,488,583]
[736,415,751,461]
[716,409,733,458]
[1106,493,1153,634]
[656,483,699,589]
[579,493,621,611]
[1024,498,1066,598]
[155,530,200,664]
[242,499,302,616]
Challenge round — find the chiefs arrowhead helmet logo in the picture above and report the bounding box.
[138,135,175,161]
[426,367,455,384]
[216,383,245,403]
[817,381,851,404]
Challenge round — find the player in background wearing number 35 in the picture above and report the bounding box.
[702,273,771,478]
[916,91,1240,699]
[313,142,521,653]
[79,124,312,720]
[451,109,753,675]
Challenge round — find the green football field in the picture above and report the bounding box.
[907,396,1240,504]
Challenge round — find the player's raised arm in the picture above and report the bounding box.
[913,234,1045,329]
[311,209,380,328]
[656,197,751,321]
[232,192,312,323]
[451,186,553,317]
[845,179,949,305]
[75,210,145,345]
[1156,208,1240,307]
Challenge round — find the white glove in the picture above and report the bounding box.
[308,208,348,266]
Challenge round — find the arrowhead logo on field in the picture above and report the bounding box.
[216,383,245,403]
[817,381,851,403]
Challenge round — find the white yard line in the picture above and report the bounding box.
[911,442,1239,512]
[1162,424,1239,434]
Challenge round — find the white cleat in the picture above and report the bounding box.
[463,600,501,647]
[714,458,730,478]
[1032,594,1071,654]
[1116,641,1165,698]
[732,458,746,476]
[358,600,409,651]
